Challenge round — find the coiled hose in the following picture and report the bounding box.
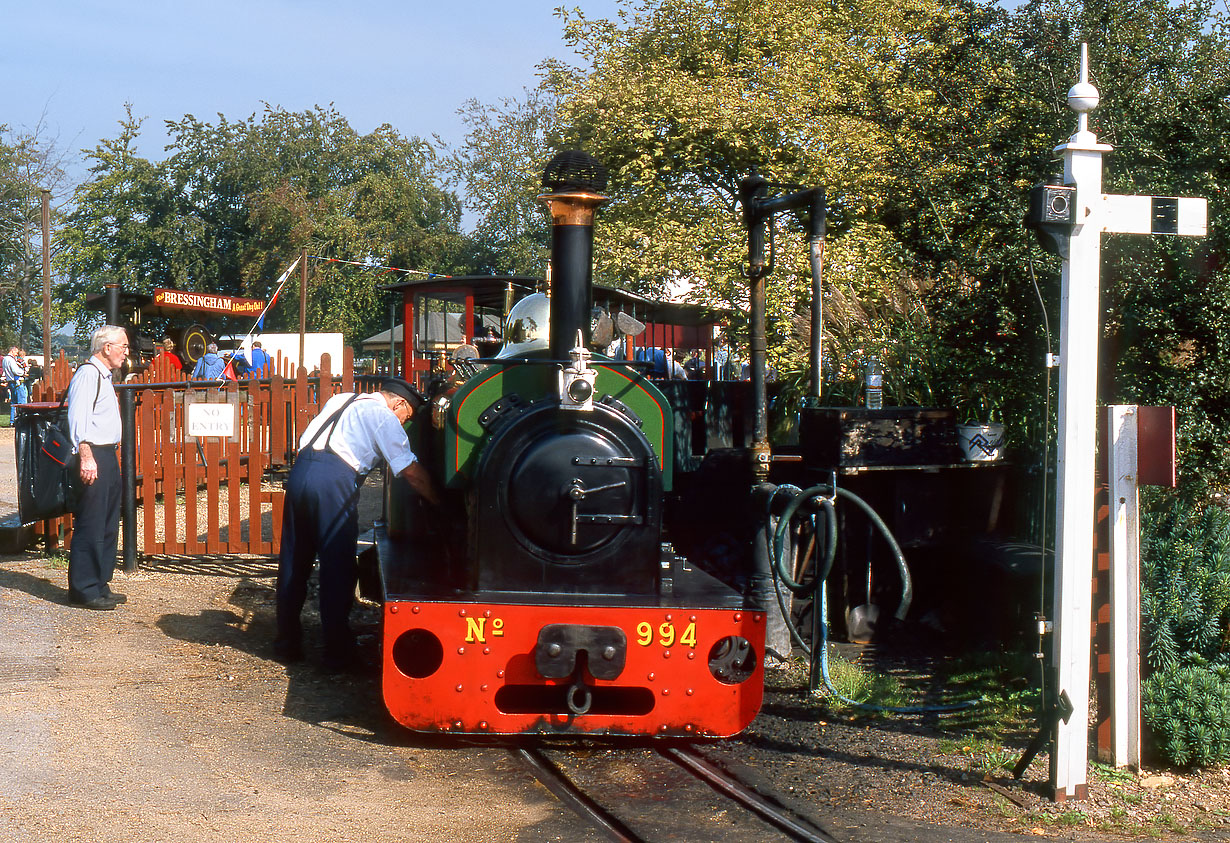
[765,483,978,714]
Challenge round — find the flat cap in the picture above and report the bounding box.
[381,377,425,409]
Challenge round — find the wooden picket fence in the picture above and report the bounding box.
[28,347,363,558]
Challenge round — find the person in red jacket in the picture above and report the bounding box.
[156,338,183,373]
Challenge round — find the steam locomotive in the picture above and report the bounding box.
[372,152,766,737]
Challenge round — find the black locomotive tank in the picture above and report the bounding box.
[471,395,663,594]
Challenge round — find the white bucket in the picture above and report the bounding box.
[957,422,1005,462]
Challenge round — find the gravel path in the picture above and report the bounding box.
[0,554,580,843]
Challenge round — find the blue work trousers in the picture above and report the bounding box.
[276,449,363,654]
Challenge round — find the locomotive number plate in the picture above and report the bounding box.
[635,621,697,648]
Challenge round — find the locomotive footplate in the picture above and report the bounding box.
[372,524,746,609]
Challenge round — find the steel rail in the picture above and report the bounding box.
[513,747,643,843]
[659,746,841,843]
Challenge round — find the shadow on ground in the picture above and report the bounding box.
[151,569,428,749]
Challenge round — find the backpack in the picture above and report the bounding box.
[17,367,102,522]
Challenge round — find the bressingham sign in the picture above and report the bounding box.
[153,288,265,315]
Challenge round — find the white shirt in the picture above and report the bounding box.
[67,357,121,449]
[298,391,417,475]
[2,354,25,383]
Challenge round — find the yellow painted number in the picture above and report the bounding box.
[637,622,653,646]
[635,620,698,649]
[679,622,697,648]
[658,622,675,647]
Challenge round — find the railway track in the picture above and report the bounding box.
[515,744,842,842]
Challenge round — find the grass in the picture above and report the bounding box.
[792,646,1047,777]
[780,644,1042,732]
[1087,811,1204,838]
[937,735,1018,774]
[1056,810,1089,826]
[1110,786,1144,805]
[805,650,910,714]
[769,649,911,714]
[1090,761,1136,785]
[932,650,1039,737]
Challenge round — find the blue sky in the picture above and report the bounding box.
[3,0,621,201]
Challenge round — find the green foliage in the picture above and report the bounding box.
[544,0,961,324]
[1142,664,1230,768]
[938,734,1018,773]
[445,91,556,275]
[0,120,73,350]
[1140,496,1230,672]
[814,653,909,712]
[1140,494,1230,767]
[59,104,467,345]
[491,0,1230,495]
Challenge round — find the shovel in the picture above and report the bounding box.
[846,527,879,643]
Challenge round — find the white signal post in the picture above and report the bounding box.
[1107,405,1141,770]
[1050,44,1208,800]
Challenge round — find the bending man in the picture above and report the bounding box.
[275,378,437,670]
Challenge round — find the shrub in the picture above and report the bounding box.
[1142,664,1230,768]
[1140,495,1230,768]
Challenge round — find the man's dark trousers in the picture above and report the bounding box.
[277,448,362,656]
[68,446,120,601]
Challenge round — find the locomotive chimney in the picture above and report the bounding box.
[539,151,609,360]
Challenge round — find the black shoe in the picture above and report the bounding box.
[104,591,127,604]
[72,596,117,611]
[272,638,303,664]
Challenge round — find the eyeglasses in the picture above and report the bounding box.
[108,342,130,350]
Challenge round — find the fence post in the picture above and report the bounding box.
[121,386,138,572]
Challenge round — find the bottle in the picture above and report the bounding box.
[864,355,883,410]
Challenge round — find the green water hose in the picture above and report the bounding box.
[764,483,979,714]
[768,483,911,617]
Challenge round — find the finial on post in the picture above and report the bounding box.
[1067,42,1101,140]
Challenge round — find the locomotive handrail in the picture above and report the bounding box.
[465,356,655,371]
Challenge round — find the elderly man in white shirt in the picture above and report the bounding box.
[65,326,128,610]
[275,377,437,670]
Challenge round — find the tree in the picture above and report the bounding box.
[533,0,993,383]
[445,90,558,275]
[495,0,1230,489]
[0,118,74,352]
[60,105,468,345]
[925,0,1230,490]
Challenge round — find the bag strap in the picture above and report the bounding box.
[59,364,104,413]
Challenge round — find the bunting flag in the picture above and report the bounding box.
[217,256,300,389]
[213,254,447,390]
[253,256,300,332]
[308,255,450,280]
